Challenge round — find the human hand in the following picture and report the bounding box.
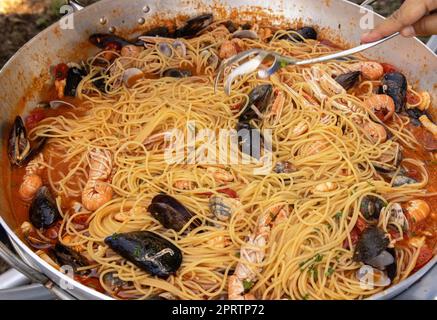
[361,0,437,43]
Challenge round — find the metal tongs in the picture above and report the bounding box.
[214,32,399,95]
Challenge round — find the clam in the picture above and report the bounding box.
[175,14,213,38]
[105,231,183,278]
[103,272,130,291]
[158,43,173,57]
[392,175,417,187]
[372,143,402,173]
[122,68,144,88]
[147,194,199,231]
[232,30,258,40]
[335,71,361,90]
[49,100,76,109]
[200,50,219,69]
[172,40,187,57]
[379,72,407,113]
[239,84,273,122]
[360,195,386,221]
[209,196,241,222]
[356,266,391,287]
[387,203,409,231]
[29,186,61,229]
[274,161,296,174]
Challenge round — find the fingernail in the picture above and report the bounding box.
[401,26,416,37]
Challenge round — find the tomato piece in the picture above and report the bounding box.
[54,63,69,80]
[355,217,368,233]
[343,228,360,249]
[104,41,122,52]
[218,188,238,198]
[72,214,90,226]
[75,275,104,293]
[413,246,433,271]
[381,63,397,74]
[25,108,46,130]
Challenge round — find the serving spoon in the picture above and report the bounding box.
[214,32,399,95]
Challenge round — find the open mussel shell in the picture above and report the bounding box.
[239,84,273,122]
[105,231,182,278]
[236,121,263,160]
[359,195,386,221]
[49,243,88,272]
[162,68,192,78]
[353,226,389,264]
[89,33,133,49]
[29,186,61,229]
[142,26,173,38]
[64,67,86,97]
[379,72,407,113]
[335,71,361,90]
[8,116,31,166]
[175,13,213,39]
[148,194,198,231]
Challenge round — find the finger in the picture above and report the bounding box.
[361,0,437,43]
[409,13,437,36]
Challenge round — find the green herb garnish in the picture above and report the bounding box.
[279,60,289,69]
[133,245,142,258]
[325,267,335,277]
[242,279,254,292]
[302,293,310,300]
[335,212,343,219]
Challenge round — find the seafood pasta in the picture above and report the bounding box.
[7,14,437,300]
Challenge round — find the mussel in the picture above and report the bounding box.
[209,196,240,222]
[148,194,198,231]
[392,175,417,187]
[89,33,134,49]
[50,243,88,271]
[360,195,386,221]
[237,121,262,159]
[353,226,396,279]
[335,71,361,90]
[280,26,318,41]
[239,84,273,122]
[273,161,296,174]
[379,72,407,113]
[92,71,107,93]
[405,108,433,127]
[29,186,61,229]
[105,231,182,278]
[162,68,192,78]
[175,14,213,39]
[64,67,86,97]
[8,116,46,167]
[142,26,173,38]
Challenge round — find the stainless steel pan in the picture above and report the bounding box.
[0,0,436,300]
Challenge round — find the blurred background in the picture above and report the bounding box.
[0,0,413,274]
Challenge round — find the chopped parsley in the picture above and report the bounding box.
[242,279,254,292]
[335,212,343,220]
[325,267,335,277]
[300,254,324,271]
[302,293,310,300]
[279,60,289,69]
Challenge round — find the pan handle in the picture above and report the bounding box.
[0,241,75,300]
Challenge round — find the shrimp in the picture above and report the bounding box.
[364,94,395,122]
[268,90,285,122]
[362,121,387,144]
[207,167,234,184]
[219,39,244,59]
[173,180,193,190]
[303,66,346,102]
[406,200,430,224]
[82,179,113,211]
[228,205,289,300]
[313,181,338,193]
[55,79,66,99]
[19,154,45,201]
[350,61,383,80]
[82,148,113,211]
[292,122,309,137]
[304,137,329,156]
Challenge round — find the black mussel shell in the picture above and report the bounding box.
[237,121,263,160]
[379,72,407,113]
[353,226,389,264]
[335,71,361,90]
[50,243,88,271]
[162,68,192,78]
[29,186,61,229]
[360,195,386,221]
[405,108,434,127]
[8,116,30,166]
[65,67,86,97]
[142,26,173,38]
[92,71,107,93]
[175,13,213,39]
[223,20,238,33]
[280,26,318,41]
[8,116,46,167]
[105,231,182,278]
[241,23,252,30]
[239,84,273,122]
[385,248,397,280]
[89,33,133,49]
[148,194,198,231]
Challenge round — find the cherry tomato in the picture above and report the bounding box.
[355,217,368,233]
[72,214,90,227]
[413,246,433,271]
[75,275,104,292]
[104,41,122,52]
[218,188,238,198]
[343,228,359,249]
[381,63,397,74]
[25,108,46,130]
[54,63,69,80]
